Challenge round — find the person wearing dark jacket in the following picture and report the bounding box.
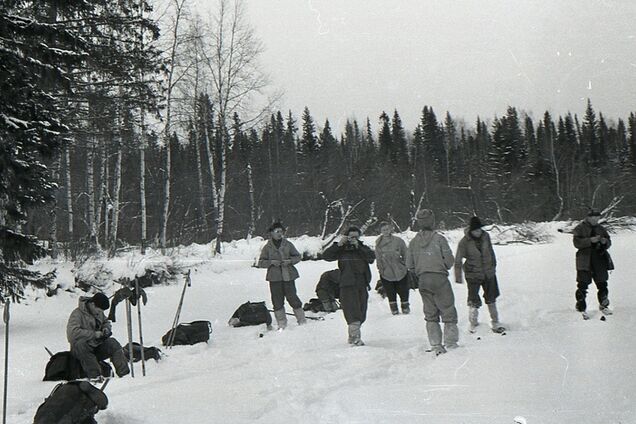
[316,269,341,312]
[257,222,306,329]
[573,209,614,315]
[66,293,130,379]
[375,221,410,315]
[322,226,376,346]
[454,217,504,333]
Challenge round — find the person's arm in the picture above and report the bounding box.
[375,239,385,274]
[601,227,612,249]
[454,239,465,283]
[439,235,455,270]
[572,225,593,249]
[406,239,415,271]
[284,241,302,265]
[398,238,407,262]
[322,242,341,262]
[486,232,497,268]
[67,310,98,344]
[358,242,376,264]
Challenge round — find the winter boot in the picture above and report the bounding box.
[389,301,399,315]
[401,301,410,314]
[348,321,364,346]
[321,301,333,313]
[293,307,307,325]
[599,298,612,315]
[274,308,288,330]
[330,300,340,312]
[487,303,505,333]
[468,306,479,333]
[426,321,443,353]
[443,322,459,349]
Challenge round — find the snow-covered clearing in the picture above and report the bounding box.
[3,222,636,423]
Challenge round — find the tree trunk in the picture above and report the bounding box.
[550,135,564,221]
[49,156,60,259]
[194,125,207,238]
[110,144,122,257]
[140,110,147,254]
[86,135,98,248]
[95,137,107,246]
[161,137,171,250]
[246,161,256,238]
[214,124,227,254]
[64,144,74,244]
[203,112,219,233]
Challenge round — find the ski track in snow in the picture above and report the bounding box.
[3,222,636,423]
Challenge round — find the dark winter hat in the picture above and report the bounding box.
[90,292,110,310]
[346,226,361,236]
[587,209,601,217]
[416,209,435,230]
[268,222,286,232]
[469,216,484,231]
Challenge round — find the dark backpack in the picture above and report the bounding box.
[228,301,272,327]
[43,351,112,382]
[33,381,108,424]
[123,342,162,362]
[302,298,324,313]
[161,320,212,346]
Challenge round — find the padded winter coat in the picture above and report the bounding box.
[454,230,497,283]
[375,234,408,282]
[316,269,341,300]
[406,230,454,276]
[66,297,111,348]
[322,241,375,288]
[572,221,613,271]
[257,238,301,282]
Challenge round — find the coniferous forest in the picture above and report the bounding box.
[3,0,636,273]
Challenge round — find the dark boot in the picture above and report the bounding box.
[389,301,399,315]
[401,302,410,314]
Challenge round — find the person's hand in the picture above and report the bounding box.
[270,259,282,266]
[348,238,359,248]
[94,331,103,339]
[101,327,112,338]
[590,235,601,243]
[338,237,348,246]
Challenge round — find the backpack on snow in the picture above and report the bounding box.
[43,351,112,382]
[161,320,212,346]
[123,342,163,362]
[228,301,272,327]
[33,380,108,424]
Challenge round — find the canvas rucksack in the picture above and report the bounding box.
[33,381,108,424]
[123,342,163,362]
[228,301,272,327]
[43,351,112,382]
[161,320,212,346]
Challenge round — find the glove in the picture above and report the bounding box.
[337,237,348,247]
[94,331,104,339]
[101,327,112,338]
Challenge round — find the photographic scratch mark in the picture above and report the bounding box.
[559,353,570,389]
[454,357,470,379]
[508,49,534,86]
[307,0,329,35]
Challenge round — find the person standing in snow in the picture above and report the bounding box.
[407,209,458,355]
[573,209,614,316]
[375,221,410,315]
[66,292,130,380]
[454,216,505,333]
[257,222,306,329]
[315,269,341,313]
[322,226,375,346]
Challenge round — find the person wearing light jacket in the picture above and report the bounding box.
[257,222,306,329]
[406,209,458,355]
[375,221,410,315]
[66,292,130,379]
[454,216,504,333]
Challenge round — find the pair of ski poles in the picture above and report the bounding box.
[166,270,192,348]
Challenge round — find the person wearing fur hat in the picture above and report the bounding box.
[375,221,410,315]
[407,209,458,355]
[322,226,376,346]
[572,209,614,317]
[454,216,505,333]
[257,222,306,329]
[66,292,130,379]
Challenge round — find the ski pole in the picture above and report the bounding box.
[266,309,324,321]
[168,270,191,348]
[3,299,10,424]
[134,278,146,376]
[44,346,54,357]
[125,299,135,378]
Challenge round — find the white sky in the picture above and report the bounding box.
[194,0,636,132]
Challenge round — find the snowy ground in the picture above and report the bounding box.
[3,223,636,424]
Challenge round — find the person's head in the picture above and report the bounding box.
[586,209,601,226]
[468,216,484,238]
[416,209,435,231]
[379,221,393,236]
[268,222,285,240]
[88,292,109,315]
[345,226,361,242]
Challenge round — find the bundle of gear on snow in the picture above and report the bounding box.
[302,298,340,313]
[161,320,212,346]
[228,301,272,327]
[123,342,163,362]
[33,380,108,424]
[43,351,112,382]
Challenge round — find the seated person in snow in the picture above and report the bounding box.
[316,269,341,312]
[66,292,130,379]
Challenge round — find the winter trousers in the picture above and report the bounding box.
[418,272,459,348]
[380,276,410,303]
[71,337,130,378]
[340,284,369,325]
[466,276,500,308]
[575,271,609,311]
[269,280,303,311]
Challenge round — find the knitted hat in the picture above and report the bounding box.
[587,209,601,217]
[469,216,483,231]
[346,226,361,236]
[268,222,286,232]
[416,209,435,230]
[90,292,110,310]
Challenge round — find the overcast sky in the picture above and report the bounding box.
[201,0,636,131]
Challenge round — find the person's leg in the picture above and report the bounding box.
[382,278,399,314]
[340,285,363,344]
[466,280,482,330]
[396,275,410,313]
[433,277,459,348]
[269,281,287,328]
[575,271,592,312]
[283,281,306,324]
[71,341,102,378]
[419,275,443,351]
[95,338,129,377]
[594,279,610,309]
[483,276,503,330]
